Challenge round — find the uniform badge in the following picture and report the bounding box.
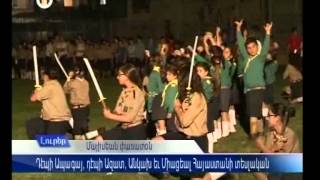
[123,106,128,112]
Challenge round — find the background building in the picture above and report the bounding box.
[12,0,302,45]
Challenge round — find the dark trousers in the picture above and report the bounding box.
[71,106,90,135]
[103,123,147,140]
[245,89,264,118]
[162,132,209,153]
[207,96,220,132]
[26,117,71,139]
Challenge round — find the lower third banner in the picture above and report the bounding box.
[13,154,302,173]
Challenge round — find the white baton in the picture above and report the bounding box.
[54,53,68,79]
[32,46,41,88]
[83,58,106,108]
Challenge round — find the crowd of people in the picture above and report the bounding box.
[20,19,303,180]
[12,34,154,80]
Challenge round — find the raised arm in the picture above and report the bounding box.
[203,33,212,56]
[215,27,223,48]
[260,22,272,57]
[235,20,249,59]
[63,71,74,94]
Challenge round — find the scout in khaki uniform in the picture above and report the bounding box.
[26,69,72,139]
[235,19,273,137]
[255,103,301,180]
[153,67,209,153]
[64,68,90,139]
[95,64,147,140]
[255,103,300,153]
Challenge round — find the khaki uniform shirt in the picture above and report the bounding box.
[35,80,71,121]
[64,78,90,106]
[265,127,300,153]
[175,92,208,137]
[114,85,146,128]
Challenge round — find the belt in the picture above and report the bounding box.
[245,86,265,93]
[44,118,69,122]
[72,104,88,109]
[121,121,143,129]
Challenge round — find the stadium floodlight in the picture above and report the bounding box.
[100,0,107,5]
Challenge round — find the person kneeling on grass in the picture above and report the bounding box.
[26,68,72,139]
[152,65,208,146]
[95,64,147,140]
[255,103,301,180]
[152,66,209,180]
[63,67,91,140]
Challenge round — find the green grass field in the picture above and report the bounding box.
[12,66,302,180]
